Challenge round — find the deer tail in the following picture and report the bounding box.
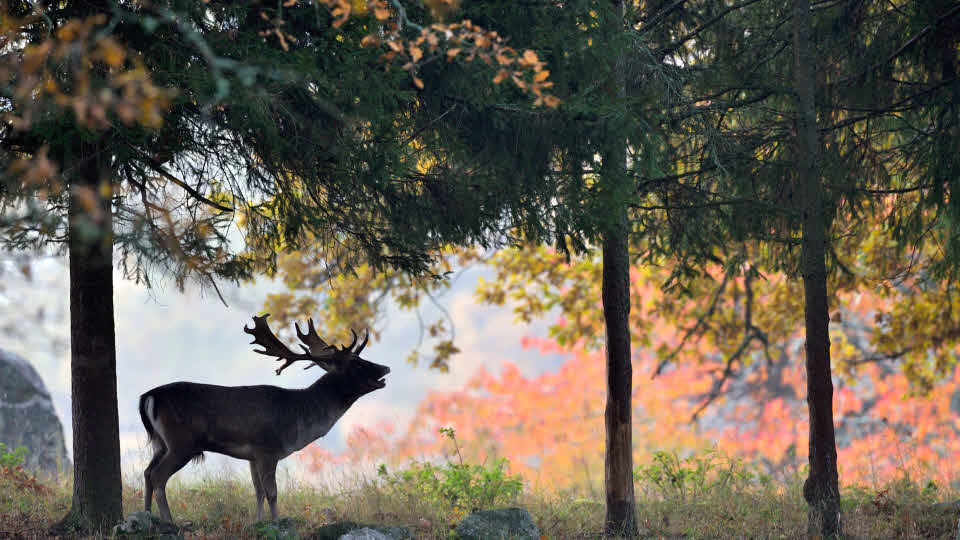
[139,393,164,453]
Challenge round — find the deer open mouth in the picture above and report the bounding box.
[375,377,387,388]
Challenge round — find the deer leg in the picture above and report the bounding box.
[254,460,281,520]
[148,450,193,523]
[250,461,266,521]
[144,446,166,513]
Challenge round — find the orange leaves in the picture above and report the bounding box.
[318,0,353,28]
[8,146,60,196]
[317,0,559,106]
[409,45,423,62]
[2,14,174,132]
[300,257,960,492]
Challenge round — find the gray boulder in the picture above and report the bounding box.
[111,511,182,539]
[309,522,414,540]
[0,348,69,476]
[454,507,539,540]
[340,528,392,540]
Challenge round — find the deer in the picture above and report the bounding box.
[139,314,390,523]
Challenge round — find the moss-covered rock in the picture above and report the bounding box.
[306,521,414,540]
[248,517,304,539]
[454,507,539,540]
[111,511,182,539]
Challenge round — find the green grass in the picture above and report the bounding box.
[1,452,958,538]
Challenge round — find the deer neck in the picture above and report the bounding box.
[285,374,365,451]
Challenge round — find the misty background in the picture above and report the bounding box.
[0,254,569,480]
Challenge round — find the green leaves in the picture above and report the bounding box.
[375,428,523,515]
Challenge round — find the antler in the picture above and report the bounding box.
[343,329,358,351]
[295,318,332,355]
[355,330,369,354]
[339,329,370,355]
[244,314,331,375]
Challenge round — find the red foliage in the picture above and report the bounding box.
[303,278,960,490]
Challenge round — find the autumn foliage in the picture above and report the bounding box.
[302,266,960,492]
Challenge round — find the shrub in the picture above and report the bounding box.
[0,443,28,469]
[375,428,523,514]
[634,449,765,501]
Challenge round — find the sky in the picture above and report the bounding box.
[0,254,567,482]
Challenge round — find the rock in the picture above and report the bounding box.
[454,507,540,540]
[111,511,182,539]
[249,517,303,539]
[307,522,414,540]
[0,349,69,476]
[339,528,391,540]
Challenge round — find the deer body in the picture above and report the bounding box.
[141,316,389,523]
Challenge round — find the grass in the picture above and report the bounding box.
[2,456,958,539]
[0,469,958,539]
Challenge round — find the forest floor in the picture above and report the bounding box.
[1,460,958,539]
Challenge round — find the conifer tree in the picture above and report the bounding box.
[0,0,554,530]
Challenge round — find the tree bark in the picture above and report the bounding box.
[794,0,842,536]
[601,0,637,532]
[57,140,123,533]
[602,204,638,538]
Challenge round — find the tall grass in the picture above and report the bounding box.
[1,443,957,538]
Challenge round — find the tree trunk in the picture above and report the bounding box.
[602,206,638,538]
[794,0,842,536]
[601,0,637,535]
[57,140,123,533]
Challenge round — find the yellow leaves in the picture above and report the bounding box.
[492,69,509,84]
[374,6,391,20]
[446,48,462,60]
[4,14,175,133]
[95,37,126,68]
[97,179,112,199]
[423,0,461,20]
[412,76,424,89]
[9,145,60,192]
[351,0,368,15]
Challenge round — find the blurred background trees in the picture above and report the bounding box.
[1,0,957,535]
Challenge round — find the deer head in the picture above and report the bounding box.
[243,314,389,392]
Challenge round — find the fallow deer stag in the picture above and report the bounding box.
[139,314,389,523]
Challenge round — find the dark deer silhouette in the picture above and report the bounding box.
[140,315,389,522]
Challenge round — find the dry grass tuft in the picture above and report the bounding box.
[0,455,957,539]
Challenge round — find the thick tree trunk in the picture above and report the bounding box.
[57,141,123,533]
[601,207,638,538]
[601,0,637,536]
[794,0,842,536]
